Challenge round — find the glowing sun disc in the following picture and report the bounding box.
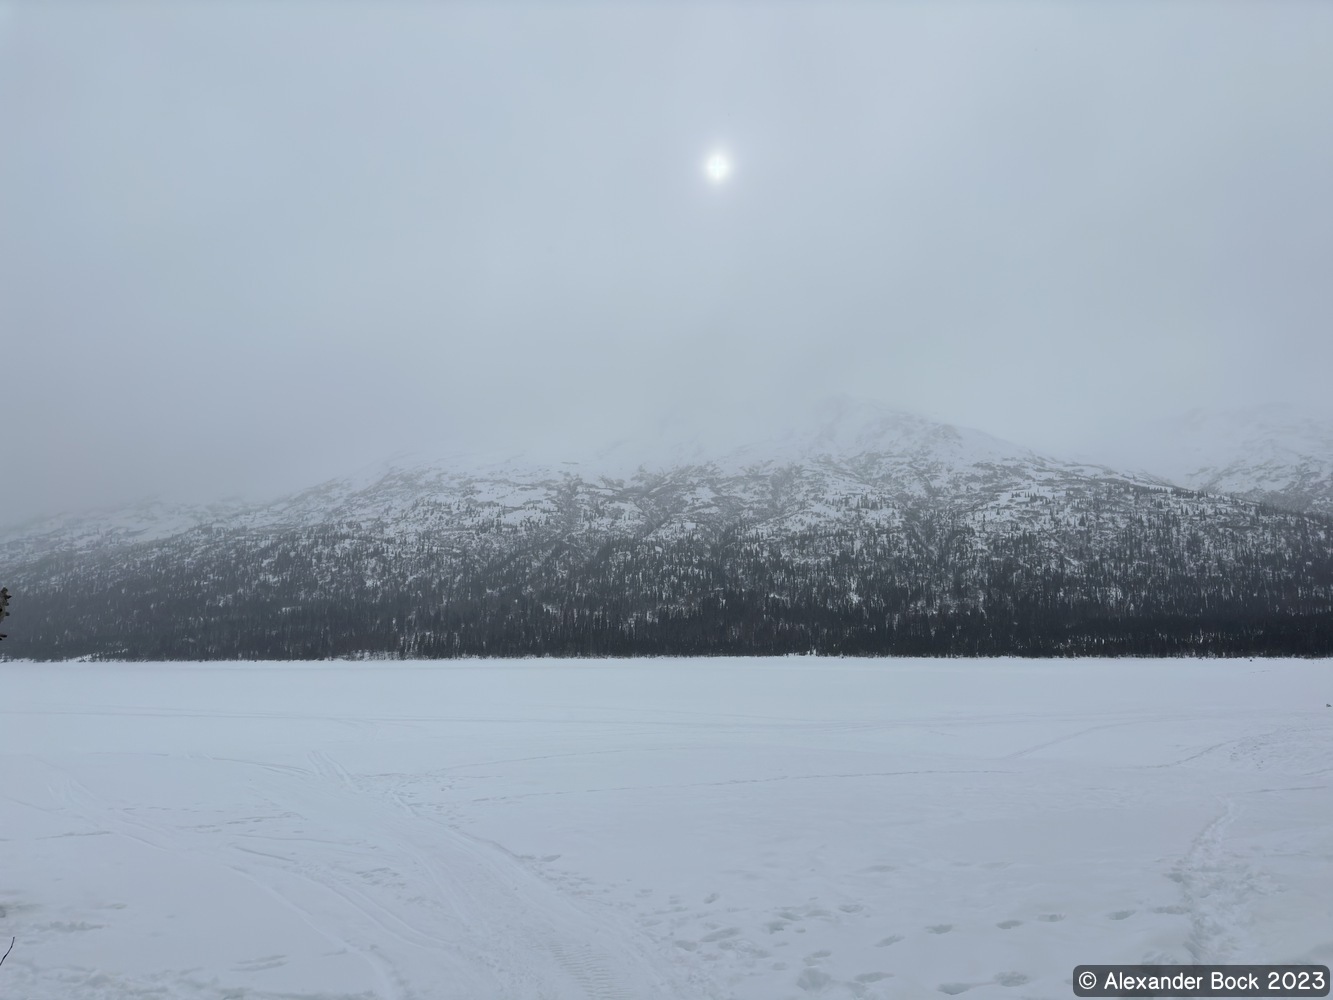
[704,152,732,184]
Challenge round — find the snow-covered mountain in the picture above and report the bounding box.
[3,398,1331,660]
[1088,404,1333,515]
[1,397,1123,553]
[0,498,253,566]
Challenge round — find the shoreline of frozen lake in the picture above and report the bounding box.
[2,658,1330,999]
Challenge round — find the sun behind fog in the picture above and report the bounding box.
[704,151,732,184]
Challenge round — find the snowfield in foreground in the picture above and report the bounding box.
[1,659,1330,1000]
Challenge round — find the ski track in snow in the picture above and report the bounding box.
[1,657,1330,999]
[27,748,682,1000]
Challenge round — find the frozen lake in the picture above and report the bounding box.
[1,658,1330,999]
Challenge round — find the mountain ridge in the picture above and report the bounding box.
[4,399,1331,660]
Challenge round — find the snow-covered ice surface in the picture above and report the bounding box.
[2,658,1330,1000]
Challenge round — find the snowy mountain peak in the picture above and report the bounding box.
[768,395,1033,464]
[565,395,1044,479]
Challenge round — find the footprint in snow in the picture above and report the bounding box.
[699,927,739,943]
[1036,913,1064,922]
[926,923,954,934]
[233,954,288,972]
[1109,909,1136,920]
[996,920,1022,929]
[796,968,833,992]
[876,934,904,947]
[40,921,103,933]
[938,982,980,994]
[994,971,1031,987]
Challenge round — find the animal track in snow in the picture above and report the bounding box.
[996,919,1022,929]
[875,934,904,946]
[1109,909,1136,920]
[1036,913,1064,922]
[926,923,954,934]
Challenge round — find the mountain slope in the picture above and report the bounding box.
[3,401,1332,660]
[1091,405,1333,516]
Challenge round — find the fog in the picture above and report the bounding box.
[3,2,1333,524]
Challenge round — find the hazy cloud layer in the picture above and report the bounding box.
[3,2,1332,522]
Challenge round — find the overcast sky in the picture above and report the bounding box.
[3,2,1333,523]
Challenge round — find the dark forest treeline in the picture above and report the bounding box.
[5,479,1333,659]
